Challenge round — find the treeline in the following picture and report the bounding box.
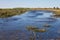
[53,7,60,9]
[0,8,30,18]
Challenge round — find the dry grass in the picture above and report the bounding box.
[31,8,60,17]
[0,8,60,18]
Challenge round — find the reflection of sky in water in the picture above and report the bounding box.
[0,10,60,39]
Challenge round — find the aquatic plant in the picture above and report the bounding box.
[26,26,39,40]
[26,26,46,40]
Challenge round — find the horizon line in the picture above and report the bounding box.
[0,7,60,9]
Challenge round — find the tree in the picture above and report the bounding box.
[53,7,55,9]
[56,7,59,9]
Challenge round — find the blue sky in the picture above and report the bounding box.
[0,0,60,8]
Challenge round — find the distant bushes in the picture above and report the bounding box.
[53,7,60,9]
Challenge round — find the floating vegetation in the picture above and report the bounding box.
[34,29,46,32]
[26,26,47,40]
[26,26,39,31]
[26,26,46,32]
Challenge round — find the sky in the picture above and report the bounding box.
[0,0,60,8]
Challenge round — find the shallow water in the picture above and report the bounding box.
[0,10,60,40]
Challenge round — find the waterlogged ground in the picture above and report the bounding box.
[0,10,60,40]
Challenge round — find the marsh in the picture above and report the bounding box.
[0,10,60,40]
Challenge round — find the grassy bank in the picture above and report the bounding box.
[0,8,30,18]
[0,8,60,18]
